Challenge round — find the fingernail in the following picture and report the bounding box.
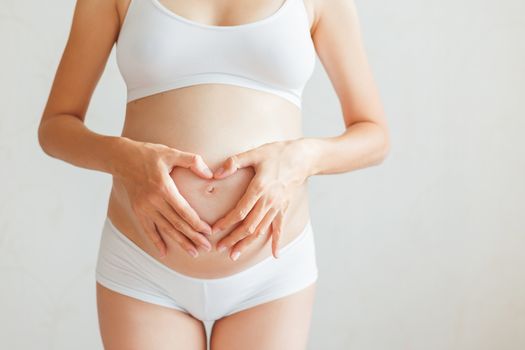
[204,167,213,177]
[202,241,212,251]
[231,251,241,261]
[217,244,226,253]
[215,167,224,177]
[188,249,199,258]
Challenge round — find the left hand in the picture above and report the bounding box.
[211,139,313,261]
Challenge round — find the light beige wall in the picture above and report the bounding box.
[1,0,524,349]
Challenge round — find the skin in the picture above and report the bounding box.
[38,0,390,348]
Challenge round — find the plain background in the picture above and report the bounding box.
[1,0,524,349]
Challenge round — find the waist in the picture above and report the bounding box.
[121,84,303,156]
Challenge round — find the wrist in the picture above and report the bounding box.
[106,136,142,180]
[285,137,324,180]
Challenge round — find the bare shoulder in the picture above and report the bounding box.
[305,0,347,37]
[304,0,355,37]
[115,0,133,32]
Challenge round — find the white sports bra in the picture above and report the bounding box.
[116,0,317,109]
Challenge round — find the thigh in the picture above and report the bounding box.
[96,282,207,350]
[210,282,317,350]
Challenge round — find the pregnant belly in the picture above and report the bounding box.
[106,84,311,278]
[107,147,310,278]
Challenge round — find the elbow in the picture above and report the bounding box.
[37,122,46,153]
[372,125,391,166]
[380,132,391,161]
[37,121,48,155]
[372,143,389,166]
[37,117,54,157]
[379,140,390,164]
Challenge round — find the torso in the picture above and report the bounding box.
[108,0,317,278]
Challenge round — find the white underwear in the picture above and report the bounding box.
[95,215,319,342]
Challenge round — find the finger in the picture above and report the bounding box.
[157,200,212,252]
[255,207,279,239]
[212,179,265,233]
[152,210,200,258]
[137,214,167,259]
[169,149,213,179]
[213,149,262,179]
[239,196,274,239]
[271,212,285,259]
[230,208,279,260]
[163,174,213,235]
[216,199,267,254]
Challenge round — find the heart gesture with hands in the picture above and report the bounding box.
[210,139,313,261]
[117,141,216,259]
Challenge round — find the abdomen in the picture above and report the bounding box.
[107,84,311,278]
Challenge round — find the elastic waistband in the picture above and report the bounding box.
[103,216,314,283]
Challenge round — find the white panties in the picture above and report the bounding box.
[95,215,319,342]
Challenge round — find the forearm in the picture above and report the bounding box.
[298,121,390,177]
[37,114,136,177]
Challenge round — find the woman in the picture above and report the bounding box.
[38,0,389,348]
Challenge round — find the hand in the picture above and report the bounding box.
[211,139,313,261]
[117,141,214,259]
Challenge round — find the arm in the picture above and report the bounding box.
[37,0,214,258]
[38,116,136,179]
[37,0,133,177]
[300,0,391,177]
[208,0,391,259]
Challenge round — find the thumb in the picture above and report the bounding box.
[169,149,213,179]
[214,149,260,179]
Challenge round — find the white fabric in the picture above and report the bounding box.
[115,0,316,109]
[95,216,319,341]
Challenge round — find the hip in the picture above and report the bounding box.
[95,207,318,322]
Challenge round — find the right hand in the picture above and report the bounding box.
[116,140,214,259]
